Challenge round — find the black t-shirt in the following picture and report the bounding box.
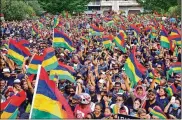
[168,106,181,119]
[145,100,164,113]
[91,112,105,119]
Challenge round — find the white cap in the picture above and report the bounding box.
[77,79,83,84]
[99,79,105,84]
[14,79,21,83]
[2,68,10,73]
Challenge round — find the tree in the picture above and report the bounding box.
[26,0,44,16]
[37,0,92,14]
[137,0,178,13]
[1,0,35,20]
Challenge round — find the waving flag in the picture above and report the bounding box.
[50,62,75,82]
[30,66,74,119]
[7,39,31,66]
[53,29,74,52]
[102,35,113,49]
[170,28,181,35]
[1,92,26,119]
[150,106,167,119]
[130,24,140,37]
[27,54,44,74]
[42,47,58,71]
[160,25,170,49]
[168,35,181,46]
[113,32,126,53]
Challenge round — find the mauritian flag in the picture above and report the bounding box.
[7,39,31,66]
[130,24,140,37]
[168,34,181,46]
[102,35,113,49]
[53,28,74,52]
[167,62,181,77]
[27,54,44,74]
[113,32,126,53]
[1,92,26,119]
[150,106,167,119]
[89,24,104,36]
[30,66,74,119]
[124,54,141,88]
[160,26,170,49]
[49,62,75,83]
[170,28,181,35]
[42,47,58,71]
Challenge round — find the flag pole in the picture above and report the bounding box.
[29,65,41,119]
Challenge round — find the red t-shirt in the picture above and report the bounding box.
[74,104,92,118]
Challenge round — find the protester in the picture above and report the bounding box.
[0,11,181,119]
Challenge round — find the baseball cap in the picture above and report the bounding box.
[72,94,81,100]
[99,79,105,84]
[14,79,21,84]
[148,88,157,94]
[2,68,10,73]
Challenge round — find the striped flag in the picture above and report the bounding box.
[42,47,58,71]
[53,29,74,52]
[50,62,75,83]
[30,66,74,119]
[7,39,31,66]
[113,32,126,53]
[27,54,44,74]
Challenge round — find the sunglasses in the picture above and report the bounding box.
[116,99,123,101]
[148,93,155,96]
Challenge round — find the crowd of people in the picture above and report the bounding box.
[0,11,181,119]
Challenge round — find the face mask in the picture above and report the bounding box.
[172,103,179,109]
[89,91,95,94]
[104,114,110,117]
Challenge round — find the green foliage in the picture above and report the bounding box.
[1,0,44,21]
[2,0,36,20]
[167,5,181,17]
[37,0,92,14]
[137,0,178,13]
[26,0,44,16]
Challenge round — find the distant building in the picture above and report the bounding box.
[85,0,143,16]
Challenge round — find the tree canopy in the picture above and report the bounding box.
[37,0,92,14]
[137,0,178,12]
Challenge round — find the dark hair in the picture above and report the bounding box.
[105,107,113,113]
[95,103,103,110]
[134,98,142,104]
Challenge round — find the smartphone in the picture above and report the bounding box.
[171,96,176,103]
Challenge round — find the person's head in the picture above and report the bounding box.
[156,64,162,71]
[116,94,125,104]
[137,108,147,119]
[98,79,105,89]
[89,85,95,94]
[133,98,142,110]
[174,74,181,87]
[85,113,93,119]
[119,106,128,115]
[79,93,91,105]
[114,82,121,93]
[22,80,28,90]
[94,103,103,114]
[147,89,157,102]
[69,87,75,96]
[158,87,167,97]
[31,79,36,88]
[0,78,6,90]
[104,107,112,117]
[134,85,146,100]
[13,79,21,91]
[2,68,10,77]
[172,98,181,109]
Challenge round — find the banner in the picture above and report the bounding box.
[117,114,139,119]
